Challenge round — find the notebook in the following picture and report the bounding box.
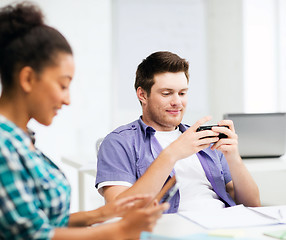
[223,113,286,158]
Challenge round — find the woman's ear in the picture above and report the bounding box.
[136,87,148,105]
[18,66,36,93]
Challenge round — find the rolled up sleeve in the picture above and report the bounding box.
[96,132,137,188]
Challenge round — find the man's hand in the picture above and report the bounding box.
[210,120,240,160]
[166,116,219,161]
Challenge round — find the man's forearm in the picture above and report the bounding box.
[227,157,261,207]
[117,148,177,199]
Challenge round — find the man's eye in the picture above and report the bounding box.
[179,92,186,96]
[162,92,170,96]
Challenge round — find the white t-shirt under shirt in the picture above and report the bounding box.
[154,128,225,213]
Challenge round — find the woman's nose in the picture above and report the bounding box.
[63,91,71,106]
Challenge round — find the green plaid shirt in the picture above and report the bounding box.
[0,115,71,240]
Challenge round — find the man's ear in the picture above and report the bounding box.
[136,87,148,105]
[19,66,36,93]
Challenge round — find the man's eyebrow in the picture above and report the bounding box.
[180,88,189,91]
[159,88,173,91]
[158,88,189,91]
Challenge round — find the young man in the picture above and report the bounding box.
[96,51,260,213]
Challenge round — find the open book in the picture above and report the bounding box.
[179,204,286,229]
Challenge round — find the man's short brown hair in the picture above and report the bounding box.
[134,51,189,95]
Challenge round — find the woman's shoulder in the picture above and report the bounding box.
[0,116,31,158]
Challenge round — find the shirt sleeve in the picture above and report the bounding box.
[95,132,138,188]
[0,143,54,240]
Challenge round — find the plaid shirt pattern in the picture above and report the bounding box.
[0,116,71,240]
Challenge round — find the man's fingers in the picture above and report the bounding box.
[198,136,219,145]
[197,130,219,140]
[217,119,235,132]
[191,115,212,132]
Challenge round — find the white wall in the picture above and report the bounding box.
[243,0,278,113]
[29,0,112,162]
[278,0,286,112]
[112,0,209,127]
[207,0,285,118]
[207,0,244,122]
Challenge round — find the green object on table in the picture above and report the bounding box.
[264,229,286,239]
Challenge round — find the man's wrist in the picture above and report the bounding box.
[160,147,178,164]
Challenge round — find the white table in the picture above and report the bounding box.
[153,213,286,239]
[243,155,286,206]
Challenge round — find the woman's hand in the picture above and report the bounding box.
[58,196,169,240]
[96,195,153,223]
[117,200,169,240]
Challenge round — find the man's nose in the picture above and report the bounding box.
[172,94,182,105]
[170,94,182,105]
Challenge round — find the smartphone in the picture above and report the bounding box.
[161,183,179,203]
[154,175,178,204]
[196,125,229,139]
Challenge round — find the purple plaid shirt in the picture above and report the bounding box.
[96,117,236,213]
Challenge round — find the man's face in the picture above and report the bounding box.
[141,71,188,131]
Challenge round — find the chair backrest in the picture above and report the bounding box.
[95,137,104,155]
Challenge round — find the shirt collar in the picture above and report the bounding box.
[138,116,187,137]
[0,115,34,146]
[138,116,155,139]
[27,128,36,144]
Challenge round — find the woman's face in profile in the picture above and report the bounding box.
[28,53,75,126]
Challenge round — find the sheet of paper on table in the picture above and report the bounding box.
[178,204,286,229]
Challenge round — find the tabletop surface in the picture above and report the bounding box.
[153,212,286,239]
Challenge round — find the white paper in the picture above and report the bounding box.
[179,205,286,229]
[248,205,286,223]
